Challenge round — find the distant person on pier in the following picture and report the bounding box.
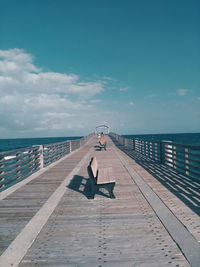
[99,132,107,151]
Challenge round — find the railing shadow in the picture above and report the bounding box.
[111,138,200,216]
[67,175,114,199]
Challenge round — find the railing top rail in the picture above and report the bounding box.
[0,146,39,157]
[117,135,200,149]
[0,136,87,155]
[43,136,85,147]
[134,139,161,144]
[162,142,200,150]
[43,140,70,147]
[110,132,200,180]
[0,133,93,191]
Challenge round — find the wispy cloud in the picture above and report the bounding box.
[177,88,189,96]
[101,76,114,81]
[119,86,129,92]
[148,94,158,98]
[90,99,102,103]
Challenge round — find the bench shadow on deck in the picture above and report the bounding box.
[110,137,200,216]
[67,174,115,199]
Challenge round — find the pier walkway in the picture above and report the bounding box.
[0,136,200,267]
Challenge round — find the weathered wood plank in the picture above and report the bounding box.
[18,137,192,266]
[0,144,92,263]
[0,136,199,266]
[98,167,114,184]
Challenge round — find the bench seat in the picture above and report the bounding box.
[97,167,115,184]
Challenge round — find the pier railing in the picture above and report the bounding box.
[0,146,41,190]
[42,141,71,167]
[110,133,200,181]
[0,134,93,191]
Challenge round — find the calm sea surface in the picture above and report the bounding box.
[0,136,82,153]
[0,133,200,153]
[123,133,200,146]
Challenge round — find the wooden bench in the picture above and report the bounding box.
[88,157,115,198]
[99,141,106,151]
[98,136,107,151]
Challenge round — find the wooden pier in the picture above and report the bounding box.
[0,136,200,267]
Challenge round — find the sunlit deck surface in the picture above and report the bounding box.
[0,136,200,267]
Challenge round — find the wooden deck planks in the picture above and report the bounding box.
[17,137,193,266]
[115,144,200,244]
[0,143,92,261]
[0,136,199,266]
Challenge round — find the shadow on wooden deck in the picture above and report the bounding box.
[111,137,200,216]
[67,175,115,199]
[93,145,106,151]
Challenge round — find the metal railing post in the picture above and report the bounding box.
[16,152,22,180]
[133,139,135,150]
[39,145,44,169]
[184,147,189,176]
[69,141,72,153]
[160,141,165,164]
[0,156,5,189]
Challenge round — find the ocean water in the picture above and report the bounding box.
[122,133,200,146]
[0,133,200,153]
[0,136,82,153]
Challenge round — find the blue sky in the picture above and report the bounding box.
[0,0,199,138]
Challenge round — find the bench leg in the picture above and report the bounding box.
[90,179,96,199]
[97,183,115,198]
[108,183,115,198]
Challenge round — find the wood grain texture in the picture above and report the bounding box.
[0,136,199,266]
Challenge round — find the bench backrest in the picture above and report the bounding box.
[99,136,106,145]
[90,157,98,179]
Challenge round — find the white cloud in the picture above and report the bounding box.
[90,99,102,103]
[0,48,40,75]
[0,48,104,97]
[0,48,122,137]
[119,87,129,91]
[44,112,74,119]
[101,76,114,81]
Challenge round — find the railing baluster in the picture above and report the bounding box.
[0,134,93,191]
[110,132,200,180]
